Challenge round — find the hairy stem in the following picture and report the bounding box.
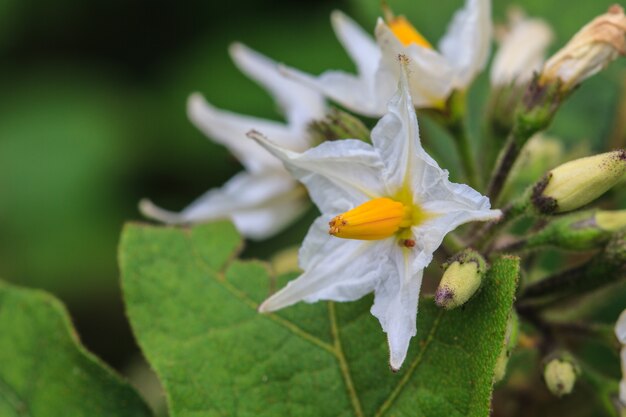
[486,134,522,204]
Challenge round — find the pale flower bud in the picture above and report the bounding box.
[540,5,626,92]
[491,8,554,87]
[543,357,579,397]
[501,209,626,252]
[596,210,626,231]
[532,149,626,214]
[435,250,486,310]
[308,108,370,145]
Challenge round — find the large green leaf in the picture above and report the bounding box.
[120,222,519,417]
[0,281,152,416]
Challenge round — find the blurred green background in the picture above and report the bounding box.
[0,0,623,395]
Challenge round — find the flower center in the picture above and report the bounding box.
[388,16,433,49]
[329,197,427,241]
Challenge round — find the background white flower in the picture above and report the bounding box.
[281,0,492,116]
[490,8,554,86]
[250,64,500,370]
[140,43,326,240]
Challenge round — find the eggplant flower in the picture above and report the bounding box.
[490,9,553,87]
[250,62,500,370]
[140,43,326,240]
[616,309,626,405]
[281,0,492,117]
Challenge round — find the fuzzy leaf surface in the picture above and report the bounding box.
[120,222,519,417]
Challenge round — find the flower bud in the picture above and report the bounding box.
[308,108,370,145]
[435,249,486,310]
[539,5,626,92]
[520,230,626,303]
[505,209,626,252]
[491,8,554,87]
[543,356,579,397]
[531,150,626,214]
[596,210,626,231]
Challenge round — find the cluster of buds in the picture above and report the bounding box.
[486,6,626,201]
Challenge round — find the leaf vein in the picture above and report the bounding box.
[187,234,336,355]
[374,309,445,417]
[328,302,365,417]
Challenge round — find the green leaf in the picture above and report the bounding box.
[0,280,152,417]
[120,222,519,417]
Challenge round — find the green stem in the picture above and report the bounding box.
[446,117,482,190]
[443,233,465,254]
[472,195,529,251]
[486,133,523,205]
[577,361,621,417]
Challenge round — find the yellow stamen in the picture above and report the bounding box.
[388,16,433,49]
[329,198,413,240]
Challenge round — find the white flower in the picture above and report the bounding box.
[490,8,553,87]
[250,62,500,370]
[140,43,326,240]
[615,309,626,405]
[281,0,492,117]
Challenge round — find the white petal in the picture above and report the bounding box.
[622,346,626,376]
[414,183,499,254]
[187,93,290,172]
[280,65,389,117]
[331,10,381,80]
[275,12,390,117]
[371,248,423,371]
[229,42,326,130]
[259,217,387,312]
[616,309,626,344]
[249,131,387,213]
[375,19,455,107]
[490,15,553,86]
[139,171,308,240]
[370,65,426,194]
[438,0,492,88]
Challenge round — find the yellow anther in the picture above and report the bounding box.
[388,16,433,49]
[328,198,413,240]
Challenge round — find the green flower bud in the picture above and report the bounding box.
[520,230,626,304]
[308,108,370,145]
[531,150,626,214]
[543,356,579,397]
[503,209,626,252]
[435,250,486,310]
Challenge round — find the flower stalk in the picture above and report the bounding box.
[519,230,626,305]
